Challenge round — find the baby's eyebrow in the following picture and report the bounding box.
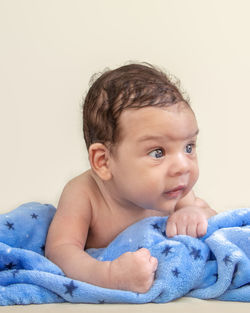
[185,129,199,139]
[137,129,199,143]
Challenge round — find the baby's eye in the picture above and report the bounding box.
[185,143,195,154]
[149,149,164,159]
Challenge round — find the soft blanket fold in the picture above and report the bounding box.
[0,202,250,305]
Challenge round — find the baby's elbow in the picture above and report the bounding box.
[44,240,59,261]
[44,244,53,260]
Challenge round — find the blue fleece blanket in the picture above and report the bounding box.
[0,202,250,305]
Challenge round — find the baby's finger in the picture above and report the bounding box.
[197,220,208,237]
[176,223,187,236]
[186,223,198,237]
[166,221,177,237]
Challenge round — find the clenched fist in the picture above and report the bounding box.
[109,248,158,293]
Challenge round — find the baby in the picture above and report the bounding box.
[45,63,216,293]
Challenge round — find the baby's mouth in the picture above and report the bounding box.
[164,185,186,199]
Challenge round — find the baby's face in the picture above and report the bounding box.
[108,103,199,214]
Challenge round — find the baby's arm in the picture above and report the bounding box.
[45,179,157,293]
[166,190,216,238]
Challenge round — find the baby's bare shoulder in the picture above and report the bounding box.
[64,170,95,194]
[59,170,99,211]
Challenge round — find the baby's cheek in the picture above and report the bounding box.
[191,163,199,184]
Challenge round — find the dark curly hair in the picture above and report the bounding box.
[82,63,189,151]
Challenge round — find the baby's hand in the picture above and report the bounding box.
[109,248,158,293]
[166,206,208,238]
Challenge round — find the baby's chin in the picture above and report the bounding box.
[147,202,177,216]
[164,201,183,215]
[137,197,179,215]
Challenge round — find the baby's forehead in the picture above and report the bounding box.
[117,104,197,141]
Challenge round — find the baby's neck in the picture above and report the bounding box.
[90,171,148,217]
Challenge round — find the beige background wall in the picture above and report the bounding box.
[0,0,250,213]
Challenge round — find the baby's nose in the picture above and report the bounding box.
[168,153,190,177]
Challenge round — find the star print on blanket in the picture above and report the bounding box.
[0,202,250,305]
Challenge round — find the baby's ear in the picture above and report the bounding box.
[88,143,112,181]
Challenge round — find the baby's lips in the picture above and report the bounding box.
[165,185,186,193]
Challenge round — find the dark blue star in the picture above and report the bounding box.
[64,280,78,297]
[5,262,16,270]
[209,251,216,261]
[190,247,202,260]
[223,255,232,266]
[151,223,160,230]
[31,213,38,219]
[161,230,167,237]
[161,245,172,256]
[172,267,180,277]
[5,221,14,230]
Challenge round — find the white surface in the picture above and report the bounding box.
[0,298,250,313]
